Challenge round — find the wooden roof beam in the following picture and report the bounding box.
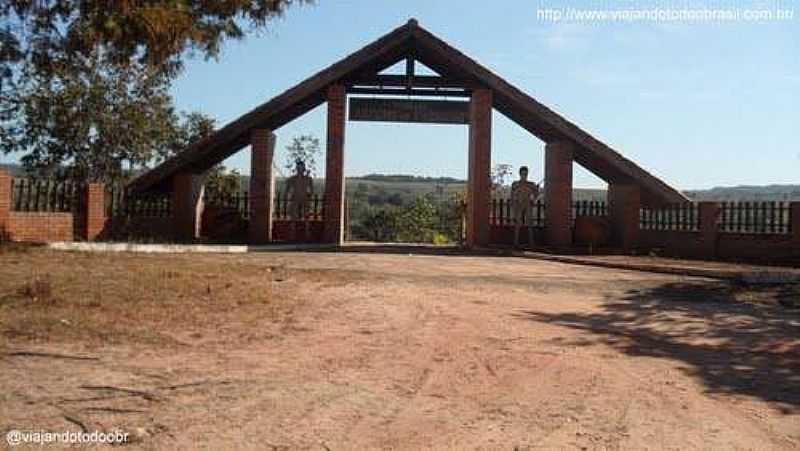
[347,74,473,89]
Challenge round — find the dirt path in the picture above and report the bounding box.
[2,252,798,449]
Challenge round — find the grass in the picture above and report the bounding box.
[0,246,352,349]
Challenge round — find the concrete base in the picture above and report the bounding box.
[48,242,337,254]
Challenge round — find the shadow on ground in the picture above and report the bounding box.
[516,281,800,413]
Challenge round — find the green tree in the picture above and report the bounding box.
[205,166,242,200]
[284,134,320,177]
[2,50,182,182]
[491,163,514,192]
[171,113,241,200]
[0,1,309,70]
[396,196,438,243]
[0,0,312,184]
[362,207,400,242]
[169,112,216,159]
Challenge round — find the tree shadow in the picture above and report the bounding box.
[515,281,800,413]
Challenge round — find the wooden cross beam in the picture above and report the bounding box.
[346,74,474,90]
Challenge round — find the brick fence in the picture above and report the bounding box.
[0,170,107,243]
[2,168,799,265]
[0,169,323,244]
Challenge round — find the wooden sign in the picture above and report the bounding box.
[349,98,469,124]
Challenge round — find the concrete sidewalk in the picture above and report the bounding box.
[516,251,800,283]
[48,241,337,254]
[46,240,799,284]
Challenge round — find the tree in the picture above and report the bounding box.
[396,196,438,243]
[0,1,310,71]
[170,113,240,200]
[169,112,216,159]
[284,134,320,177]
[491,163,514,192]
[361,207,399,242]
[2,50,182,182]
[0,0,312,184]
[205,166,242,200]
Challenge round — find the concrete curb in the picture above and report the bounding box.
[47,242,337,254]
[513,251,800,284]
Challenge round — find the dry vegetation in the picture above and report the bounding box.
[0,245,362,349]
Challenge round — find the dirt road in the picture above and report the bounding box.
[2,251,798,449]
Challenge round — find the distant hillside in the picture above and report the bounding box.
[685,185,800,202]
[0,163,27,177]
[357,174,464,184]
[2,163,798,201]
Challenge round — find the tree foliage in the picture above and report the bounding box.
[0,0,310,183]
[491,163,514,191]
[361,207,399,242]
[2,51,184,181]
[284,134,320,177]
[1,0,309,70]
[395,196,438,243]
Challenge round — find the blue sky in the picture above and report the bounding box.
[111,1,800,188]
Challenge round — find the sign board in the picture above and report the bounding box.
[348,98,469,124]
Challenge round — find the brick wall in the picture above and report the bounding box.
[717,233,800,264]
[273,220,324,242]
[6,212,74,242]
[639,230,799,265]
[489,225,546,246]
[0,170,9,240]
[103,216,174,242]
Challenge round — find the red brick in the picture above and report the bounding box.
[608,183,640,251]
[699,202,721,257]
[323,84,346,245]
[7,212,73,242]
[466,88,492,248]
[79,183,106,241]
[249,129,276,244]
[544,140,574,247]
[0,170,10,240]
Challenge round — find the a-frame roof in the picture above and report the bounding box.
[129,19,687,205]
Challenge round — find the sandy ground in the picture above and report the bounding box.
[1,251,799,450]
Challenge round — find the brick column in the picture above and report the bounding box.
[0,170,10,240]
[80,183,106,241]
[466,88,492,248]
[249,129,276,244]
[323,84,346,245]
[544,140,574,247]
[608,183,641,252]
[699,202,720,257]
[791,202,800,243]
[172,173,205,242]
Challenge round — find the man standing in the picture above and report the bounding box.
[285,159,314,240]
[511,166,540,249]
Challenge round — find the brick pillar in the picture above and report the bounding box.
[0,169,11,243]
[323,84,346,245]
[249,129,276,244]
[699,202,720,257]
[0,170,10,240]
[172,173,205,242]
[544,140,574,247]
[608,183,641,252]
[791,202,800,242]
[466,88,492,248]
[80,183,106,241]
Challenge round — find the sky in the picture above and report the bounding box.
[27,0,800,189]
